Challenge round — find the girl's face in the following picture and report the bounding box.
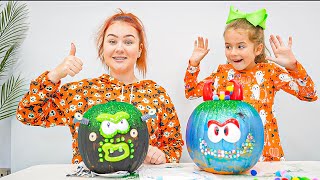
[224,28,262,71]
[103,21,142,75]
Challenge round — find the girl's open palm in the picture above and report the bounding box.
[266,35,297,70]
[189,37,210,67]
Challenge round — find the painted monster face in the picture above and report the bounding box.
[186,100,264,174]
[186,80,264,175]
[96,111,136,162]
[77,101,149,174]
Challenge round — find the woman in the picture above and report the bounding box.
[16,9,184,165]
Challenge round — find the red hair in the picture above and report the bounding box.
[96,9,147,77]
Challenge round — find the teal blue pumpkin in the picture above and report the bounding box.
[76,101,149,174]
[186,80,264,174]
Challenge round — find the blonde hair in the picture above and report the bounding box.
[224,18,269,63]
[96,9,148,77]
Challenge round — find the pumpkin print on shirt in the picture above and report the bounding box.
[184,61,317,161]
[17,71,184,164]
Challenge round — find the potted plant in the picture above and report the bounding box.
[0,1,29,176]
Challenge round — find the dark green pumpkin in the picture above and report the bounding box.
[77,101,149,174]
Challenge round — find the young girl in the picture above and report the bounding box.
[16,9,184,165]
[184,6,317,161]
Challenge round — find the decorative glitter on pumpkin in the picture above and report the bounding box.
[186,80,264,174]
[77,101,149,174]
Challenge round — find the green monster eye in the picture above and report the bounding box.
[96,111,131,138]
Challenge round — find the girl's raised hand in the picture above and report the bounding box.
[189,36,210,67]
[266,35,297,71]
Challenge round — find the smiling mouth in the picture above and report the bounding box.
[199,133,255,159]
[112,57,127,62]
[232,59,243,63]
[101,142,130,162]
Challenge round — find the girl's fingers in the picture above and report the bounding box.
[288,36,293,49]
[270,35,280,49]
[197,37,202,48]
[269,38,277,54]
[195,36,209,50]
[199,37,204,48]
[204,38,209,50]
[204,49,210,56]
[276,35,284,46]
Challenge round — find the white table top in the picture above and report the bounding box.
[2,161,320,180]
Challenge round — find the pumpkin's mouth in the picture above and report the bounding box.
[199,133,255,159]
[101,142,130,162]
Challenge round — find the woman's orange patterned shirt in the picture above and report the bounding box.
[184,61,317,161]
[16,71,184,164]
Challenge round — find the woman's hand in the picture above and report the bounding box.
[189,36,210,67]
[144,145,166,165]
[48,43,83,83]
[266,35,297,71]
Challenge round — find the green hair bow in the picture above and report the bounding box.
[226,6,268,30]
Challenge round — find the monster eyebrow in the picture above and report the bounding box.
[114,112,130,121]
[236,112,247,120]
[96,112,130,123]
[96,113,113,122]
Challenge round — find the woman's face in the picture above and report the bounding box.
[103,21,142,75]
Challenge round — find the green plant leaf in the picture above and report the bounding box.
[0,1,29,77]
[0,1,29,55]
[0,75,26,120]
[0,1,29,120]
[0,44,16,79]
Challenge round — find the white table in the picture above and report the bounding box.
[2,161,320,180]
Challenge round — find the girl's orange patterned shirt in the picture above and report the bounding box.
[184,61,317,161]
[16,71,184,164]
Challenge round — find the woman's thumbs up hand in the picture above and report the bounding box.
[48,43,83,83]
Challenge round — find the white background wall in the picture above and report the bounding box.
[0,1,319,172]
